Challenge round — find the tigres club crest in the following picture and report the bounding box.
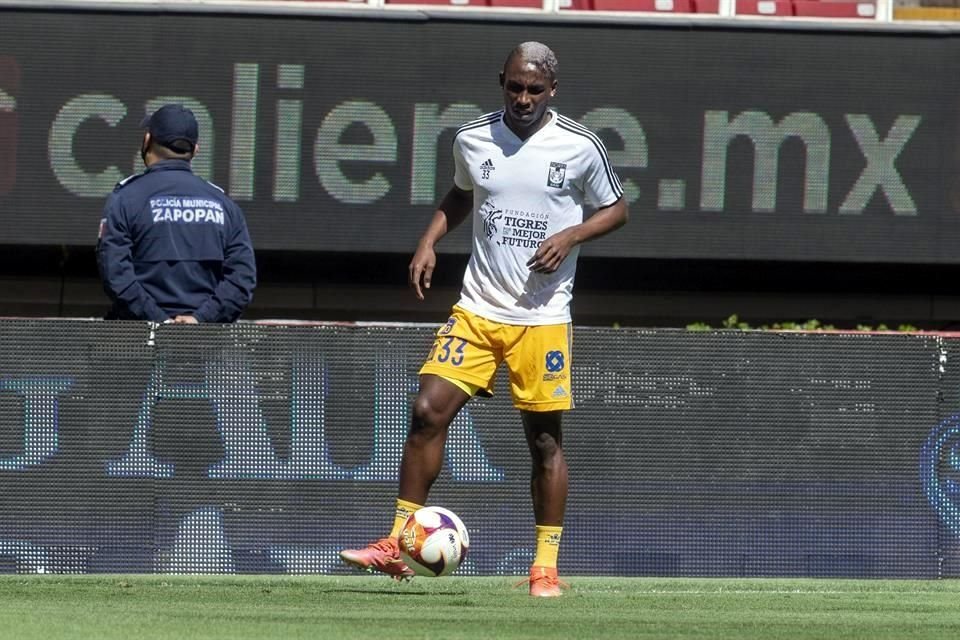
[547,162,566,189]
[439,317,456,335]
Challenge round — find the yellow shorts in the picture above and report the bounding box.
[419,306,573,412]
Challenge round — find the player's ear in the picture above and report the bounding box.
[550,80,558,97]
[499,71,505,88]
[191,143,200,159]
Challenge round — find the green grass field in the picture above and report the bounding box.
[1,575,959,639]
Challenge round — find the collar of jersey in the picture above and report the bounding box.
[145,159,193,173]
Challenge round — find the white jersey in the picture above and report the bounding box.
[452,109,623,325]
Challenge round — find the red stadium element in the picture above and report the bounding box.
[792,0,876,18]
[483,0,592,6]
[694,0,720,13]
[592,0,695,11]
[738,0,793,15]
[385,0,488,5]
[488,0,541,6]
[485,0,592,8]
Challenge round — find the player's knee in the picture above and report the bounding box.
[532,432,562,465]
[410,395,449,437]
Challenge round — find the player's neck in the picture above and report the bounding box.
[506,110,553,141]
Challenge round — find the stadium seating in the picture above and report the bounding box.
[333,0,881,17]
[694,0,720,13]
[485,0,593,7]
[792,0,876,17]
[737,0,793,15]
[585,0,874,16]
[323,0,881,17]
[385,0,487,5]
[272,0,887,18]
[592,0,695,12]
[895,7,960,21]
[563,0,874,16]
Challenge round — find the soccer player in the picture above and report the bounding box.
[340,41,628,597]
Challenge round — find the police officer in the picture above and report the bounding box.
[97,104,256,323]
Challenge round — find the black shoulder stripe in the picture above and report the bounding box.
[556,113,592,133]
[556,115,623,193]
[556,115,623,192]
[454,111,502,139]
[555,120,624,197]
[456,113,500,135]
[556,114,617,149]
[556,114,610,143]
[465,109,502,125]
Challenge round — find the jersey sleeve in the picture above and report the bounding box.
[452,136,474,192]
[580,137,624,209]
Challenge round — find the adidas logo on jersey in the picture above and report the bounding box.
[552,386,568,398]
[480,158,495,179]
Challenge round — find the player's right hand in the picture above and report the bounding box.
[409,245,436,301]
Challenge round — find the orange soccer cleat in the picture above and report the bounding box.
[517,565,569,597]
[339,536,414,581]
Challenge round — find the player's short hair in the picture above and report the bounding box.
[505,42,558,81]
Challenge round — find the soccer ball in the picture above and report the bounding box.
[398,506,469,577]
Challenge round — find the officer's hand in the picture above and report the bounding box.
[172,315,199,324]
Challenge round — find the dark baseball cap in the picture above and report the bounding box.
[140,103,198,153]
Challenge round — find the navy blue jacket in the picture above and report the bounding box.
[97,160,256,323]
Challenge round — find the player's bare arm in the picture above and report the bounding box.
[409,186,473,300]
[527,196,629,274]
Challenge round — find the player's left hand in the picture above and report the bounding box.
[172,315,199,324]
[409,243,437,301]
[527,230,575,274]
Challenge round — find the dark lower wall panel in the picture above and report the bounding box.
[0,320,951,576]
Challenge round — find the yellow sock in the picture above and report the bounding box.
[389,498,424,538]
[532,525,563,568]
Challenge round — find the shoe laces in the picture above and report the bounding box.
[368,536,399,554]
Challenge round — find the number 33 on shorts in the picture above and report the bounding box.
[428,336,467,367]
